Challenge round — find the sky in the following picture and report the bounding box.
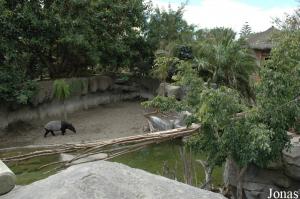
[152,0,299,33]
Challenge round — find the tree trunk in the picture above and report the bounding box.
[236,166,248,199]
[179,146,193,185]
[196,159,213,190]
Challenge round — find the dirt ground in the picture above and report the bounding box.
[0,101,147,149]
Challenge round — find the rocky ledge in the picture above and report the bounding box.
[1,161,225,199]
[224,132,300,199]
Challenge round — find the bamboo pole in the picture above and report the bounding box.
[2,124,201,170]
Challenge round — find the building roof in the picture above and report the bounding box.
[246,26,280,50]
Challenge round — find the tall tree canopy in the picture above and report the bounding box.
[145,4,195,53]
[239,22,252,37]
[0,0,150,79]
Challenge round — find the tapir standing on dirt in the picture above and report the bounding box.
[44,121,76,137]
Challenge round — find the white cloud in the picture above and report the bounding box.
[152,0,296,33]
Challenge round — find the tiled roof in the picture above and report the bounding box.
[246,26,280,50]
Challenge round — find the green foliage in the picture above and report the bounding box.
[187,25,300,169]
[0,0,150,78]
[173,61,204,109]
[93,0,151,73]
[53,80,70,101]
[141,96,185,113]
[188,52,298,168]
[224,121,275,167]
[193,28,257,99]
[197,87,244,127]
[146,4,195,55]
[187,87,245,166]
[187,85,289,168]
[256,67,300,131]
[266,31,300,72]
[151,56,178,82]
[145,25,299,172]
[275,7,300,31]
[0,65,36,107]
[255,27,300,135]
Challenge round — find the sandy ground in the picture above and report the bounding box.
[0,101,147,149]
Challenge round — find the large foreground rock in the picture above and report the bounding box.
[0,161,16,196]
[1,161,225,199]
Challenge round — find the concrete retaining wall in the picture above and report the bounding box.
[0,76,159,130]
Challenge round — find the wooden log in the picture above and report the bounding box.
[2,124,201,165]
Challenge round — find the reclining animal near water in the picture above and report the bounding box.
[44,121,76,137]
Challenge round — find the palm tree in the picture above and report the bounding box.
[193,28,257,100]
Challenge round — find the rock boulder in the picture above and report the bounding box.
[224,134,300,199]
[2,161,226,199]
[157,83,185,100]
[147,111,191,132]
[282,139,300,180]
[0,161,16,196]
[148,116,174,131]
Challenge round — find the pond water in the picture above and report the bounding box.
[0,150,61,185]
[1,140,223,187]
[113,140,224,187]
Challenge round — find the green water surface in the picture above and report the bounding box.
[1,140,223,187]
[112,140,224,187]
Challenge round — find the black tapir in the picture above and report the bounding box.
[44,121,76,137]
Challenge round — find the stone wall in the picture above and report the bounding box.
[0,76,159,130]
[224,133,300,199]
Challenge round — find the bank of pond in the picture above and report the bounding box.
[0,140,223,188]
